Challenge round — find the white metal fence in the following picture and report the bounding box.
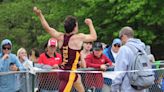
[0,67,164,92]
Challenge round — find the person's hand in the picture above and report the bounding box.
[22,56,28,61]
[33,6,42,16]
[52,64,59,69]
[100,64,107,71]
[10,64,19,71]
[2,54,9,60]
[112,63,115,66]
[85,18,93,26]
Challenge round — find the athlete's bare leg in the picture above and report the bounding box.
[73,74,85,92]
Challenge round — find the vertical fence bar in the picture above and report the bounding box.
[25,72,30,92]
[32,74,35,92]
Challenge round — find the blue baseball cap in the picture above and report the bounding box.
[112,38,122,45]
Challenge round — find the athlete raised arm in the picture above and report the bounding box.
[33,6,97,92]
[33,7,97,49]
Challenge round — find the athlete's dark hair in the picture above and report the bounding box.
[64,16,77,33]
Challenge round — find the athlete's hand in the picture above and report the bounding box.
[85,18,93,26]
[33,6,42,16]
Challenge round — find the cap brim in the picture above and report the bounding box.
[48,43,56,46]
[93,48,102,51]
[113,43,121,45]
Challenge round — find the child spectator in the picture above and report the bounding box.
[85,41,112,92]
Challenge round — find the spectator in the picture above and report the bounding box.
[37,38,62,92]
[80,42,93,68]
[17,48,33,69]
[145,45,155,64]
[33,6,97,92]
[0,39,25,92]
[102,38,122,91]
[17,47,33,92]
[144,45,159,92]
[29,48,40,65]
[80,42,93,91]
[103,38,122,63]
[111,26,147,92]
[85,41,112,92]
[38,38,62,68]
[101,42,107,49]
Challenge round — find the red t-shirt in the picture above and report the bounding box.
[38,52,62,66]
[37,52,62,90]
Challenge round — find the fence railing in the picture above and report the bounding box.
[0,64,164,92]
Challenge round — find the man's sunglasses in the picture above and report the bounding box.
[2,47,11,50]
[114,44,121,48]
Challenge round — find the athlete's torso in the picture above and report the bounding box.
[60,34,80,70]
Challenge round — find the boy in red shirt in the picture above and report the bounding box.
[85,41,112,92]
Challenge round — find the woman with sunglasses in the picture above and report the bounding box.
[103,38,122,63]
[0,39,25,92]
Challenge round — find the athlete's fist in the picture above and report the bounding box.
[85,18,93,25]
[33,6,42,16]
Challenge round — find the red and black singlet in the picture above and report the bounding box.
[60,34,80,70]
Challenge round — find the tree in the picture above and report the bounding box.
[0,0,163,59]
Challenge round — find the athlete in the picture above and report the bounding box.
[33,7,97,92]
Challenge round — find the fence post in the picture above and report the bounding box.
[25,72,30,92]
[32,74,35,92]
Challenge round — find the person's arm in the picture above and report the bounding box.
[104,55,112,66]
[79,19,97,42]
[33,7,63,39]
[80,52,86,68]
[0,54,9,70]
[0,58,5,71]
[111,46,130,92]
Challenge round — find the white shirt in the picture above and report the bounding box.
[111,49,118,61]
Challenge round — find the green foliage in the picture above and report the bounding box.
[0,0,163,58]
